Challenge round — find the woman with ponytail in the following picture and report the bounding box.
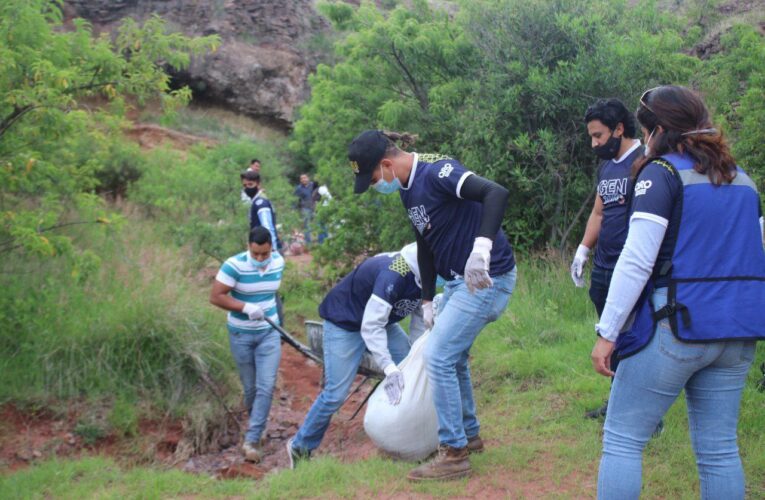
[591,85,765,499]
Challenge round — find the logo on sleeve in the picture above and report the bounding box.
[634,180,653,197]
[393,298,421,317]
[407,205,430,234]
[438,163,454,178]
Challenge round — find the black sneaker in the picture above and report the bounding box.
[286,437,310,469]
[585,400,608,419]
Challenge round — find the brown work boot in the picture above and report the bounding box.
[466,435,485,454]
[407,444,471,481]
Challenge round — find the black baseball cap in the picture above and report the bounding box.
[348,130,388,194]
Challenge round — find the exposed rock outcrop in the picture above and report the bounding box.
[65,0,332,128]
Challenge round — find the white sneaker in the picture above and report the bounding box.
[286,437,310,469]
[242,441,262,463]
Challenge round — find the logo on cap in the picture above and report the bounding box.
[350,161,360,174]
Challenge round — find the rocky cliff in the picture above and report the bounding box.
[65,0,333,128]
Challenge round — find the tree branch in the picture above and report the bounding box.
[558,186,595,252]
[389,42,429,112]
[0,220,107,254]
[0,105,39,139]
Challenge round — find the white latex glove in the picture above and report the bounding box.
[432,293,444,317]
[242,302,264,321]
[464,237,493,293]
[383,367,404,405]
[570,244,590,288]
[422,301,434,329]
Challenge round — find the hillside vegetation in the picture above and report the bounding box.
[0,0,764,497]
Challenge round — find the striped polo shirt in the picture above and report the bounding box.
[215,250,284,333]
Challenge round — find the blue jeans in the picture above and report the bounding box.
[589,265,614,318]
[598,288,756,500]
[301,208,313,244]
[292,320,411,452]
[425,268,516,448]
[228,328,282,443]
[590,265,620,374]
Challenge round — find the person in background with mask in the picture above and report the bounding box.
[240,170,260,205]
[209,226,285,464]
[349,130,517,481]
[572,99,645,420]
[591,85,765,499]
[247,171,282,253]
[286,242,426,468]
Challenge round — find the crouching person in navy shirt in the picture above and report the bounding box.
[209,226,285,464]
[349,130,517,481]
[286,243,426,468]
[591,86,765,499]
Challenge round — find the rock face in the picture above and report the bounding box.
[65,0,332,128]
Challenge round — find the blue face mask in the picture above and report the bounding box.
[373,165,401,194]
[249,253,271,269]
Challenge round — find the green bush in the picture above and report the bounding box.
[131,139,302,265]
[0,0,218,263]
[291,0,701,263]
[0,218,233,412]
[109,396,140,438]
[699,24,765,189]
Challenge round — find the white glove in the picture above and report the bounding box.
[383,367,404,405]
[464,237,493,293]
[242,302,264,321]
[422,301,434,329]
[570,244,590,288]
[432,293,444,317]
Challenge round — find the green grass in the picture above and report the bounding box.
[4,257,763,498]
[144,103,288,144]
[0,218,235,409]
[0,216,243,457]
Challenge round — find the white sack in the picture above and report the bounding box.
[363,329,438,461]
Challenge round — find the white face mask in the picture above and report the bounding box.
[644,128,656,157]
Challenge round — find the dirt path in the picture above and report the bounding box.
[0,345,377,478]
[0,340,595,496]
[183,344,378,479]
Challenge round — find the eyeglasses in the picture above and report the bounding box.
[639,86,661,114]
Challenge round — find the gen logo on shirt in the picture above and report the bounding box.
[255,199,264,206]
[438,163,454,178]
[634,179,653,196]
[407,205,430,234]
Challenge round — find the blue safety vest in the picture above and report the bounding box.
[616,152,765,358]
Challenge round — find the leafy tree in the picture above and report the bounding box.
[292,0,477,274]
[699,24,765,189]
[291,0,699,272]
[455,0,697,250]
[0,0,219,266]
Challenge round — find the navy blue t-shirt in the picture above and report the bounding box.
[399,154,515,281]
[249,196,282,250]
[319,253,421,332]
[629,160,683,285]
[594,145,645,269]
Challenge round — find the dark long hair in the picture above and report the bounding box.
[634,85,736,185]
